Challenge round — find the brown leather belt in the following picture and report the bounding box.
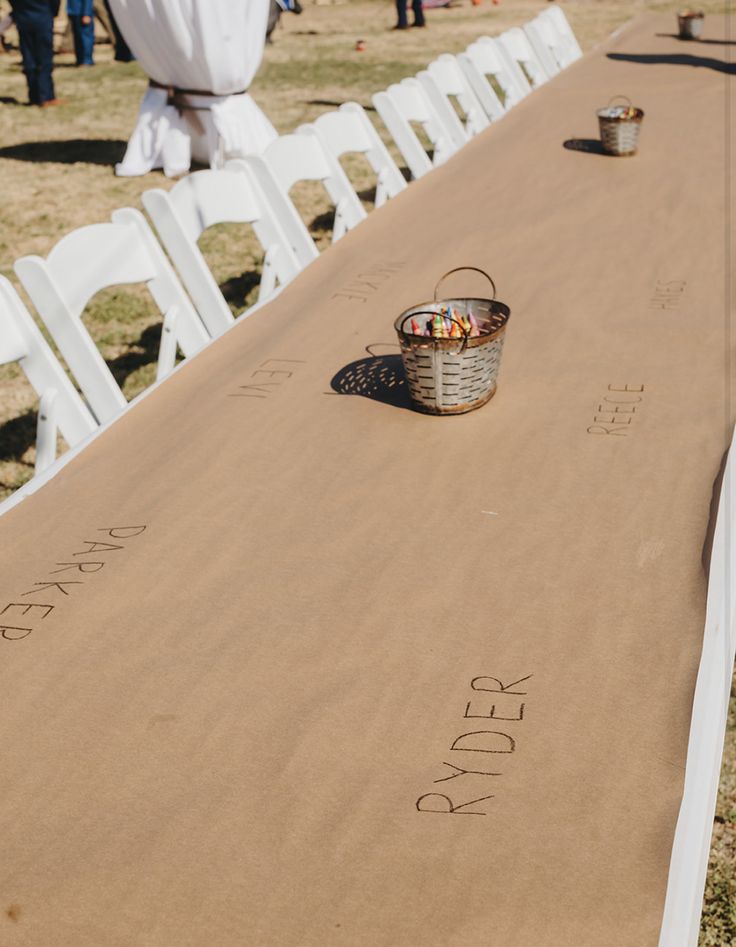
[148,79,249,110]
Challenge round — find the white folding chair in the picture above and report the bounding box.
[496,27,551,90]
[15,208,209,425]
[523,18,564,77]
[239,133,366,262]
[372,78,458,181]
[143,166,302,335]
[458,38,528,118]
[418,54,490,140]
[0,276,97,474]
[542,5,583,63]
[299,103,407,209]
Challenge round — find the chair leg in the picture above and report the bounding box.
[333,199,348,242]
[35,387,59,474]
[375,168,389,208]
[157,306,179,381]
[433,135,452,166]
[259,246,279,302]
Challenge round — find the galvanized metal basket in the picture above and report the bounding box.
[677,10,704,39]
[394,267,511,416]
[597,96,644,157]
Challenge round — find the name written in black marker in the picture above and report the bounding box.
[0,525,147,642]
[650,280,686,310]
[587,384,645,437]
[416,674,532,816]
[331,260,408,303]
[228,358,305,399]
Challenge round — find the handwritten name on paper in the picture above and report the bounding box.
[587,384,645,437]
[416,674,532,816]
[331,260,408,304]
[228,358,305,399]
[650,280,686,310]
[0,525,147,642]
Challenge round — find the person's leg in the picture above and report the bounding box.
[103,0,133,61]
[17,20,41,104]
[80,15,94,64]
[395,0,408,29]
[36,15,56,103]
[412,0,425,27]
[93,0,113,43]
[69,14,83,63]
[113,33,132,60]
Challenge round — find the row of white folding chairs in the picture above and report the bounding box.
[373,5,582,180]
[2,6,583,479]
[1,111,408,475]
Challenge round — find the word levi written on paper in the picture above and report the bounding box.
[228,358,305,399]
[416,674,532,816]
[0,525,147,641]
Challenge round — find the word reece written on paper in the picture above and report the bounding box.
[587,384,645,437]
[416,674,532,816]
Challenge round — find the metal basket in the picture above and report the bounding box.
[394,267,511,416]
[597,96,644,157]
[677,10,704,39]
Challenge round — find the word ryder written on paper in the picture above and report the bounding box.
[416,674,532,816]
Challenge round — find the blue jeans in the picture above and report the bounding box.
[16,14,55,104]
[69,14,94,65]
[396,0,424,27]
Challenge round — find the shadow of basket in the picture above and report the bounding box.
[330,346,412,410]
[563,138,606,156]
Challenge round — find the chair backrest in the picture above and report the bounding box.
[143,166,303,332]
[372,78,457,181]
[243,133,366,250]
[496,27,550,89]
[419,55,489,140]
[14,209,209,424]
[523,18,563,76]
[460,38,529,114]
[0,275,97,468]
[542,5,583,61]
[303,103,406,208]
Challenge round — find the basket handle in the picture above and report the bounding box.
[433,267,496,303]
[605,95,632,110]
[399,310,469,353]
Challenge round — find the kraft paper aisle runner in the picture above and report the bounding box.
[0,15,733,947]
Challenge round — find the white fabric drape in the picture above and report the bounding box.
[110,0,277,177]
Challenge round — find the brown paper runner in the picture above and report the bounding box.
[0,15,733,946]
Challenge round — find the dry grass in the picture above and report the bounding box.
[0,1,733,939]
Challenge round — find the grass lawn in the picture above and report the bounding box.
[0,1,734,941]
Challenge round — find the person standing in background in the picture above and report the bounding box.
[95,0,133,61]
[9,0,61,104]
[67,0,93,65]
[394,0,424,30]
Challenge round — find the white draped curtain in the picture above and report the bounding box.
[109,0,277,177]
